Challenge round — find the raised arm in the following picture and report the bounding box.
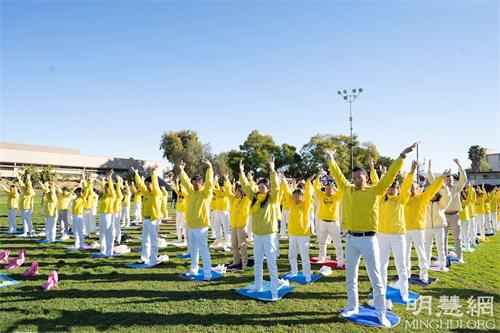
[150,166,161,195]
[201,159,214,198]
[400,161,417,204]
[269,158,280,204]
[133,168,148,194]
[376,143,416,196]
[427,159,436,183]
[326,149,351,190]
[238,160,255,200]
[453,159,467,193]
[178,161,194,194]
[421,171,447,204]
[368,156,380,185]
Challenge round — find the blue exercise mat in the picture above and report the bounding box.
[342,306,400,328]
[176,253,191,260]
[37,239,65,244]
[125,261,166,269]
[370,286,420,305]
[0,274,19,288]
[4,231,23,235]
[281,272,322,285]
[16,234,37,239]
[235,280,295,302]
[179,270,224,282]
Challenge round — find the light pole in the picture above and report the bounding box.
[337,88,363,178]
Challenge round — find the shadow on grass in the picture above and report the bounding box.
[3,309,344,332]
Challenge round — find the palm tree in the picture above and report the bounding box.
[468,145,486,172]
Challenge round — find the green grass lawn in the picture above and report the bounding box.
[0,197,499,332]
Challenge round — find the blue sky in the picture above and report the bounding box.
[1,0,498,173]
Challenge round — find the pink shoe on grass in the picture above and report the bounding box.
[0,249,10,263]
[23,260,39,277]
[4,249,26,270]
[42,270,59,291]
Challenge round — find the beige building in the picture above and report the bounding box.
[0,142,164,178]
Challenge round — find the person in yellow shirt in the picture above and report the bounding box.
[467,182,478,246]
[97,170,117,257]
[112,176,124,244]
[1,179,20,234]
[130,181,143,226]
[489,188,498,231]
[326,143,416,327]
[376,162,416,306]
[474,185,488,241]
[484,189,494,234]
[82,175,98,237]
[133,165,163,265]
[282,174,315,283]
[245,171,258,242]
[179,158,214,280]
[424,184,452,272]
[121,181,132,228]
[239,158,287,300]
[227,179,251,269]
[313,170,344,267]
[38,180,50,217]
[279,177,291,239]
[459,184,474,252]
[44,182,59,242]
[57,181,80,240]
[404,169,446,283]
[72,187,88,249]
[17,173,36,237]
[211,176,232,249]
[160,186,169,221]
[172,178,188,243]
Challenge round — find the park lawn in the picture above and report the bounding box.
[0,197,499,333]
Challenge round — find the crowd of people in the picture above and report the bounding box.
[1,142,499,327]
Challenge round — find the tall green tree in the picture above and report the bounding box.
[159,130,211,176]
[468,145,487,172]
[238,130,281,177]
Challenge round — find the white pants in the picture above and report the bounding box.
[141,219,160,263]
[492,212,498,230]
[253,233,280,293]
[99,213,115,256]
[188,227,212,278]
[309,212,316,235]
[476,214,485,239]
[345,234,386,316]
[113,212,121,244]
[424,227,445,268]
[73,215,85,248]
[280,210,289,237]
[246,217,253,241]
[378,233,409,299]
[121,206,130,227]
[175,212,187,241]
[83,209,96,236]
[132,203,142,223]
[288,235,311,280]
[405,229,428,281]
[484,213,493,234]
[7,209,17,233]
[317,219,344,263]
[21,209,33,234]
[212,210,231,244]
[469,216,477,245]
[45,217,57,241]
[460,219,470,249]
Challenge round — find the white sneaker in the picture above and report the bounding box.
[340,306,359,317]
[367,299,393,311]
[378,313,392,327]
[420,277,429,284]
[440,266,449,272]
[457,258,465,264]
[271,292,279,301]
[61,234,70,240]
[401,296,411,304]
[336,261,344,268]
